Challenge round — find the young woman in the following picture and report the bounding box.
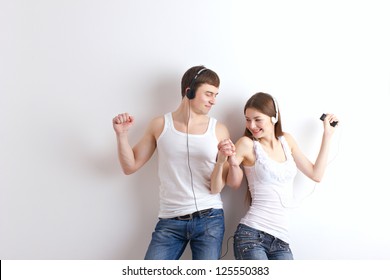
[211,92,339,260]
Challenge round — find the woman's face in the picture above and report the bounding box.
[245,107,273,138]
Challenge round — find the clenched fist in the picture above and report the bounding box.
[112,113,134,134]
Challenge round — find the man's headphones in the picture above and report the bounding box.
[271,96,279,125]
[186,67,208,100]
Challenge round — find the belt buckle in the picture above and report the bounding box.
[177,213,193,220]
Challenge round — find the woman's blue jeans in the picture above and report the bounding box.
[144,208,225,260]
[234,224,293,260]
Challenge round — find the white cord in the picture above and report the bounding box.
[186,100,199,212]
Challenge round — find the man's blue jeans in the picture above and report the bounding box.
[234,224,293,260]
[144,208,224,260]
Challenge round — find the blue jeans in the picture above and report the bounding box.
[144,208,225,260]
[234,224,293,260]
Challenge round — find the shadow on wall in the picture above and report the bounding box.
[146,70,181,117]
[123,157,160,260]
[117,72,180,259]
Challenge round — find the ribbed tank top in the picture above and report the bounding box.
[240,136,297,243]
[156,113,223,218]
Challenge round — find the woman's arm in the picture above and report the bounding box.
[286,114,339,182]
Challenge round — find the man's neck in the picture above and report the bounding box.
[171,100,210,134]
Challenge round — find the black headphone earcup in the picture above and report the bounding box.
[186,88,195,99]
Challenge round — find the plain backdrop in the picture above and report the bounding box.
[1,0,390,260]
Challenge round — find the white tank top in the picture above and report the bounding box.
[240,136,297,243]
[156,113,223,218]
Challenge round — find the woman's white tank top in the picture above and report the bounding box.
[240,136,297,243]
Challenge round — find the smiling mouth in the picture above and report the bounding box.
[251,128,263,134]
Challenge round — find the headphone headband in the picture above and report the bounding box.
[186,67,208,100]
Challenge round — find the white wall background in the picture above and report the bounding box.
[1,0,389,260]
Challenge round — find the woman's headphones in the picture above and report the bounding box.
[271,96,279,124]
[186,68,208,100]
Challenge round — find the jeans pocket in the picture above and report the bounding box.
[234,226,264,253]
[234,224,262,241]
[206,208,224,219]
[234,227,266,260]
[204,212,225,239]
[276,239,291,252]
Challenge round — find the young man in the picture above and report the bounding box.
[112,66,230,260]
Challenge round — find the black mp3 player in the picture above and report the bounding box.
[320,113,338,127]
